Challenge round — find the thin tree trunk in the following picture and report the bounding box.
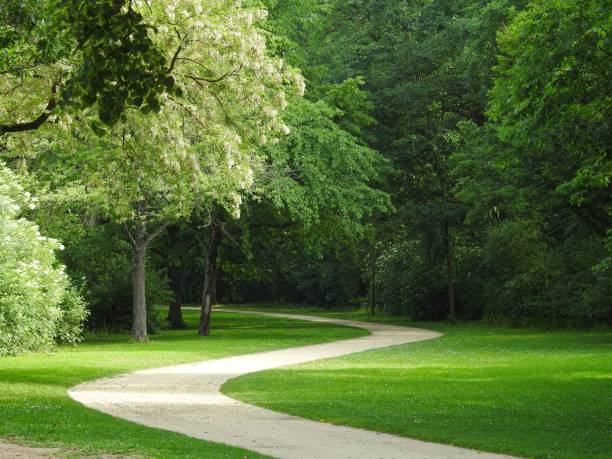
[210,261,218,306]
[167,264,185,329]
[131,222,148,342]
[199,223,220,336]
[443,224,456,323]
[369,238,376,315]
[166,225,185,329]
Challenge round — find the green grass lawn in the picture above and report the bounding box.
[222,305,612,459]
[0,308,366,458]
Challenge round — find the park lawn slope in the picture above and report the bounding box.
[0,309,366,458]
[222,307,612,459]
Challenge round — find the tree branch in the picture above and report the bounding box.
[123,223,138,248]
[146,222,169,243]
[0,83,58,135]
[183,71,234,84]
[168,44,182,73]
[180,65,241,86]
[176,56,211,71]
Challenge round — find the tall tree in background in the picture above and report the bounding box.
[489,0,610,233]
[312,0,525,319]
[484,0,611,322]
[158,0,391,331]
[190,0,391,316]
[192,93,390,335]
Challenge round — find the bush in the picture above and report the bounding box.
[376,239,449,320]
[54,286,88,344]
[0,165,87,356]
[481,221,611,326]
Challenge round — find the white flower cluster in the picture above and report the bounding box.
[5,1,306,225]
[122,0,306,218]
[0,166,41,219]
[1,163,85,355]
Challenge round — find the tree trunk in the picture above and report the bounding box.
[210,262,218,306]
[166,225,185,329]
[167,264,185,329]
[131,222,149,342]
[369,238,376,315]
[443,224,456,323]
[199,223,220,336]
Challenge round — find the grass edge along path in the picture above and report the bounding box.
[0,308,367,458]
[222,304,612,459]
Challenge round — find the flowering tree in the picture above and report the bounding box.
[6,0,303,342]
[0,0,304,132]
[119,1,302,341]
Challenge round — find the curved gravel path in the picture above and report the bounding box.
[69,310,516,459]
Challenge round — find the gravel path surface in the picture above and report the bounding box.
[0,440,60,458]
[68,309,517,459]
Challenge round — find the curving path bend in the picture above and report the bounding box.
[69,310,516,459]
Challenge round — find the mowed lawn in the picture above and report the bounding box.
[222,307,612,459]
[0,308,365,458]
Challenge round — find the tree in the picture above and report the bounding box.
[180,0,389,333]
[480,0,612,323]
[18,0,302,342]
[164,225,188,329]
[489,0,611,236]
[195,95,390,319]
[198,211,223,336]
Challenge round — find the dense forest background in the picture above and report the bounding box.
[184,0,610,326]
[1,0,610,354]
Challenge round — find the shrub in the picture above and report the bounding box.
[376,239,449,320]
[480,221,610,326]
[0,164,87,356]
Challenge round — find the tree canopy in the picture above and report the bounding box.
[0,0,609,353]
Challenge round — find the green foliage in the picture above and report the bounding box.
[0,0,66,73]
[375,239,448,320]
[298,0,611,325]
[2,0,306,339]
[489,0,611,223]
[0,164,86,355]
[55,0,173,126]
[259,0,331,83]
[263,96,390,241]
[0,0,171,131]
[207,1,392,308]
[2,0,608,329]
[311,0,523,319]
[315,77,376,140]
[481,221,610,326]
[213,93,391,306]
